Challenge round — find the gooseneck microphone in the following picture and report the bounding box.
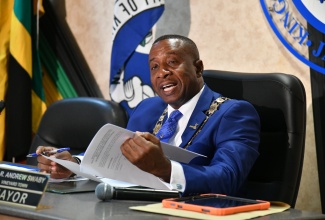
[95,183,180,201]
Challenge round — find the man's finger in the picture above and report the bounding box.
[36,146,56,155]
[135,132,160,144]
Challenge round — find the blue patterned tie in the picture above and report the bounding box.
[156,110,183,143]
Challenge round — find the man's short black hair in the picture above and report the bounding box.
[154,34,196,46]
[153,34,200,59]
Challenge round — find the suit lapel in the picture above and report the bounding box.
[179,86,220,148]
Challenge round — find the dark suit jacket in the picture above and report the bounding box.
[127,85,260,196]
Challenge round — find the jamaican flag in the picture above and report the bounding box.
[1,0,85,162]
[0,0,46,161]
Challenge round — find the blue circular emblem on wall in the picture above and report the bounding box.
[292,0,325,34]
[260,0,325,74]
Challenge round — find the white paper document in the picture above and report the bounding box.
[44,123,206,190]
[42,156,101,182]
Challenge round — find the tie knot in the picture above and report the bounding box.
[155,110,183,143]
[168,110,182,122]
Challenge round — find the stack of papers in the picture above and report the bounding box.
[45,123,206,189]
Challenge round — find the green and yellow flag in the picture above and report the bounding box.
[0,0,12,161]
[0,0,46,161]
[0,0,80,162]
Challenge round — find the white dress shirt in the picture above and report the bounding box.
[161,86,205,192]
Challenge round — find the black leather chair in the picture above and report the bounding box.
[27,97,128,166]
[203,70,306,207]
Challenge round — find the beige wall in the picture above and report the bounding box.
[54,0,320,212]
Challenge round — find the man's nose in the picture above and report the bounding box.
[158,67,171,78]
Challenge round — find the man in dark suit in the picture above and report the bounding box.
[37,34,260,196]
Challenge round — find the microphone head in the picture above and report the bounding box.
[95,183,113,201]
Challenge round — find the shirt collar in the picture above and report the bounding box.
[167,85,205,118]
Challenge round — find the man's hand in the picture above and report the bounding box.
[36,146,78,179]
[120,132,172,182]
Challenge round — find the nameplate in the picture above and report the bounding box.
[0,166,49,209]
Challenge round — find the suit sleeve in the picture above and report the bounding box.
[181,100,260,196]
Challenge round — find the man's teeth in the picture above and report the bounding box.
[163,84,173,89]
[163,84,175,91]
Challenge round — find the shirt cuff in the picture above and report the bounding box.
[169,161,186,192]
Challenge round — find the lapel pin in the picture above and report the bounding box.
[189,123,198,129]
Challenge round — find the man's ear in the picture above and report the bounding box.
[194,59,204,77]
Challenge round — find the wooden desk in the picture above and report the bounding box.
[0,191,324,220]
